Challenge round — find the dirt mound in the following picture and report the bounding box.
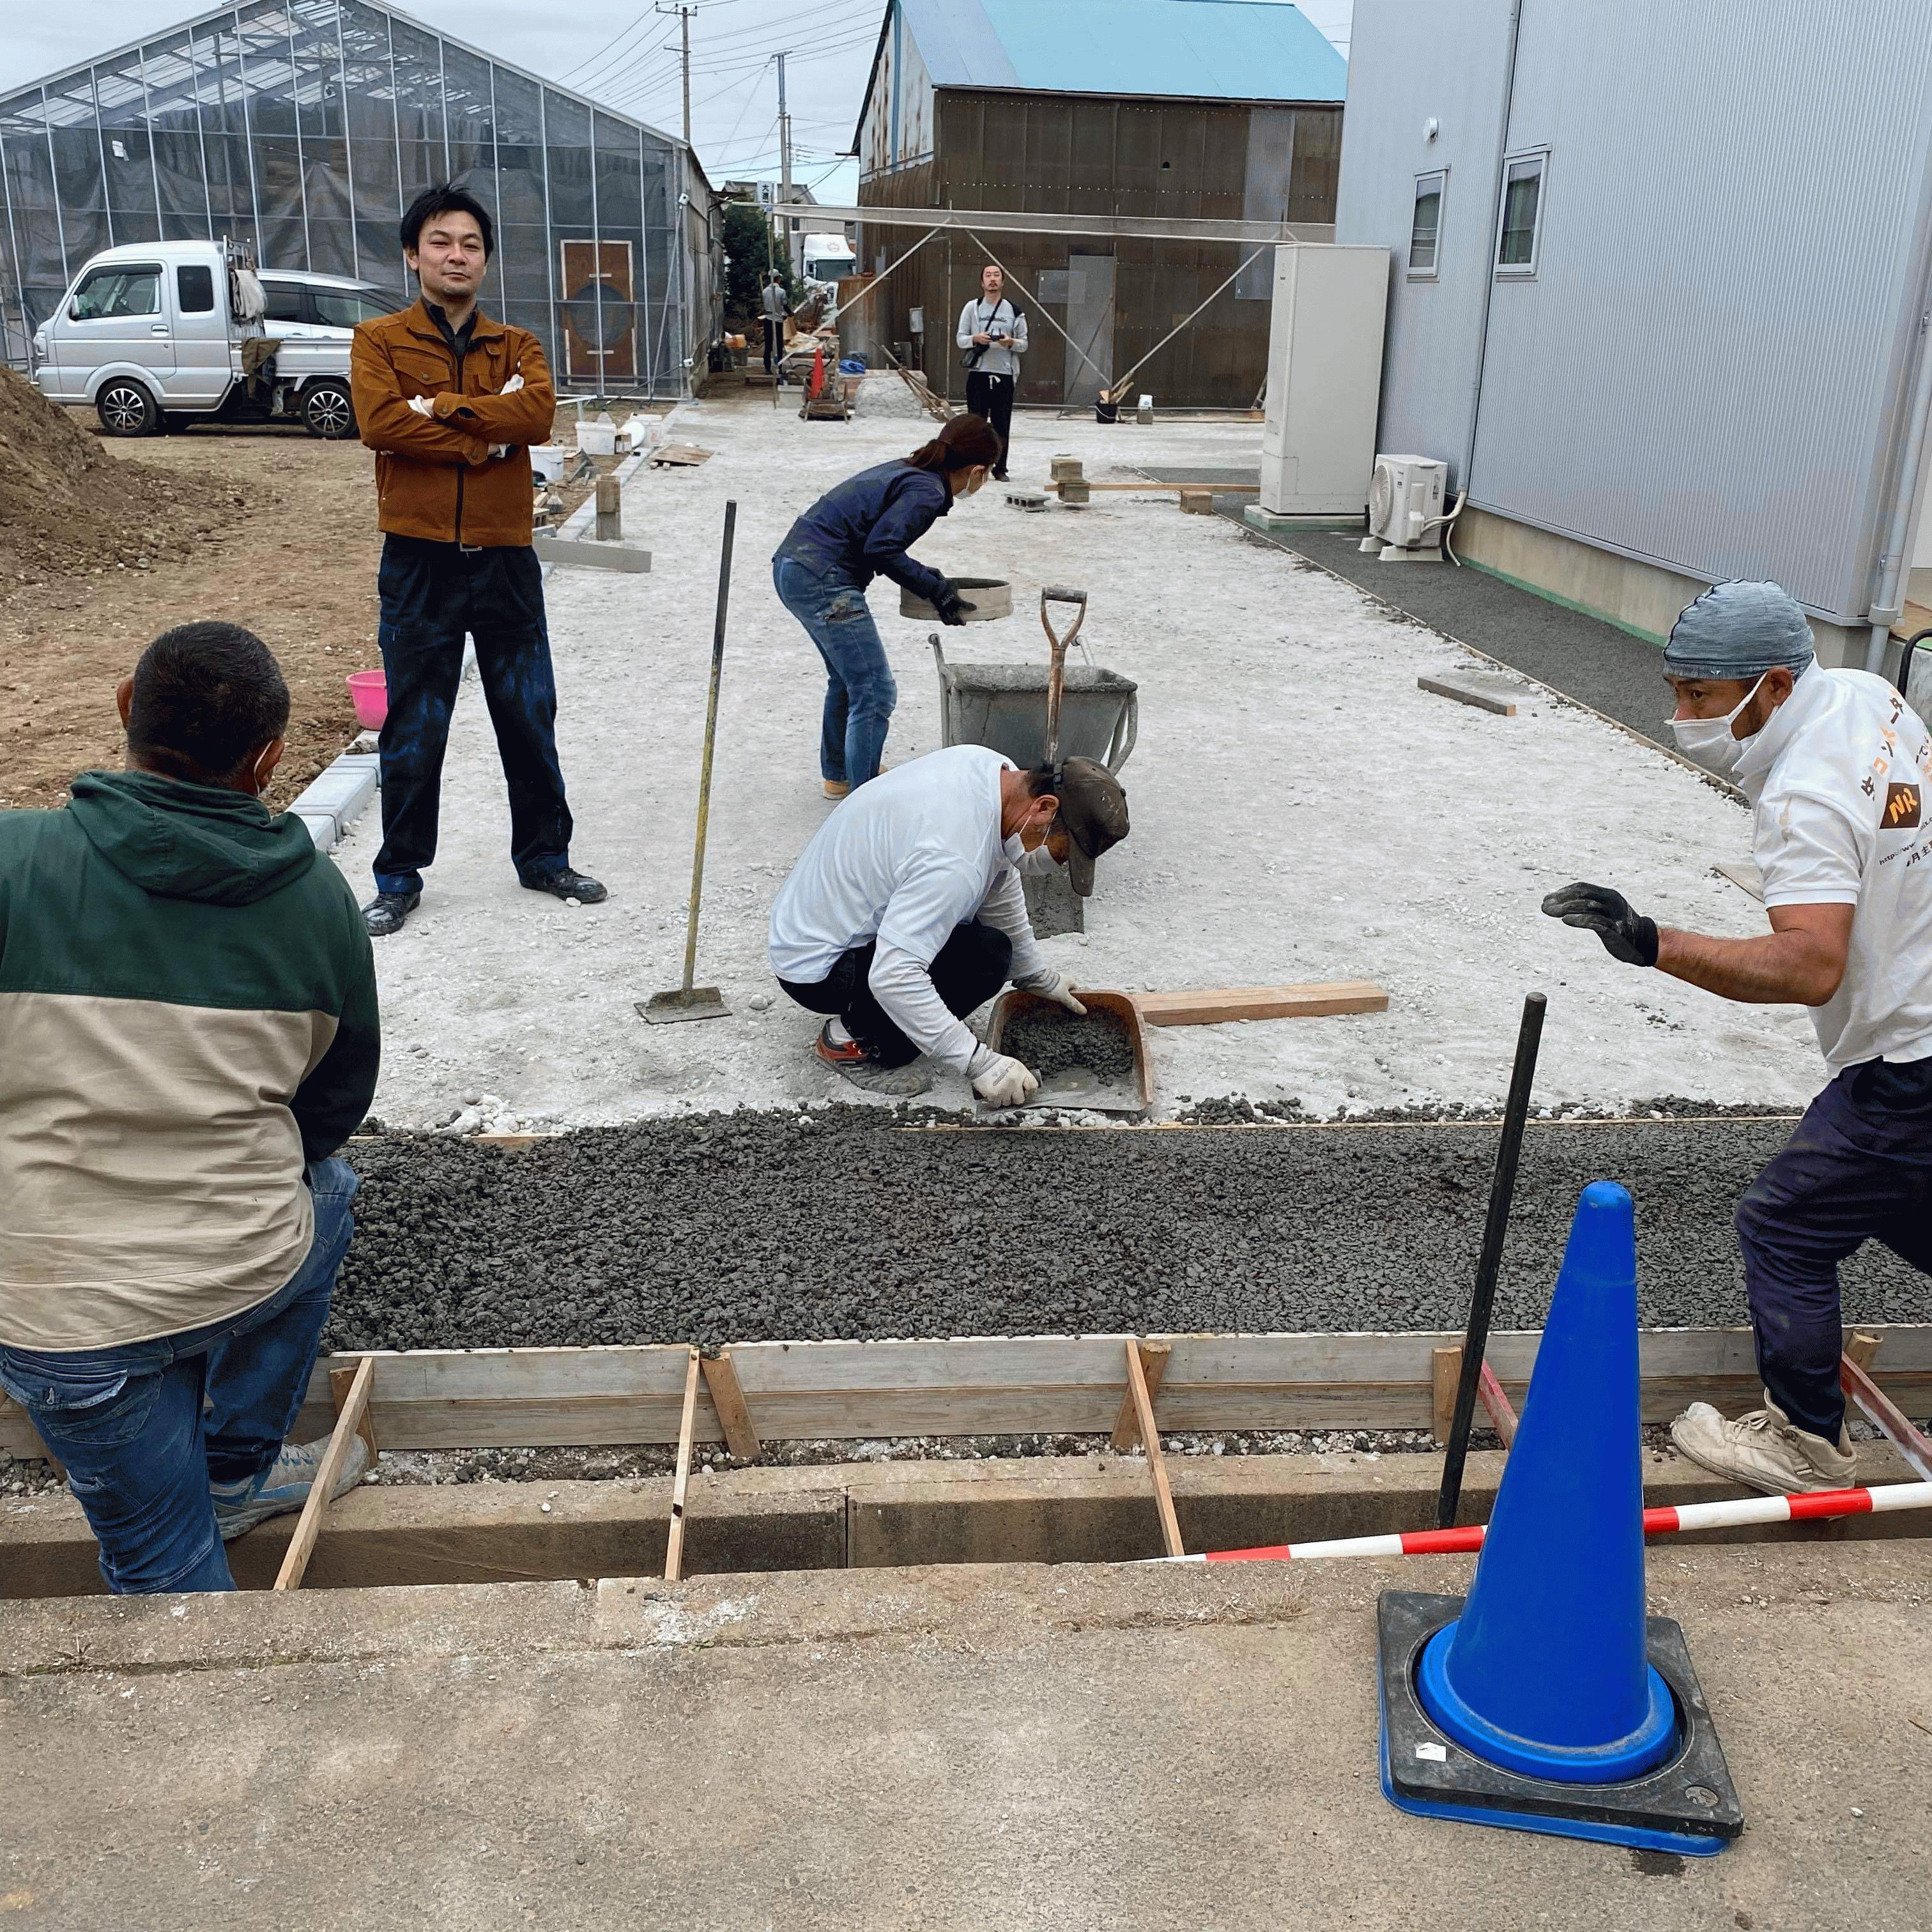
[0,369,236,583]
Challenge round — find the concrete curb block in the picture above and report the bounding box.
[289,749,379,851]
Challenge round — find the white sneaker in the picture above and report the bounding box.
[1669,1392,1855,1496]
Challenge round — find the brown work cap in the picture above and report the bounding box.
[1053,757,1129,897]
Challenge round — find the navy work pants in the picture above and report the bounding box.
[372,534,574,896]
[1738,1056,1932,1441]
[778,922,1013,1068]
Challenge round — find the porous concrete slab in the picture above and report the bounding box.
[3,1544,1928,1928]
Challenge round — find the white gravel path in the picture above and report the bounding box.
[335,383,1825,1129]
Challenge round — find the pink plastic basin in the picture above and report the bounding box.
[346,670,387,730]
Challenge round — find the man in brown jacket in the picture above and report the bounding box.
[349,185,605,937]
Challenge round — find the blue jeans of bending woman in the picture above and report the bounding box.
[773,555,897,787]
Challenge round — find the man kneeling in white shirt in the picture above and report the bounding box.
[769,746,1129,1101]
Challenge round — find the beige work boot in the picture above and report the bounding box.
[1669,1392,1856,1496]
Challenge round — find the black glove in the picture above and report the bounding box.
[1540,881,1659,967]
[933,579,976,627]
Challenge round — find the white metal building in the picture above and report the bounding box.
[1335,0,1932,671]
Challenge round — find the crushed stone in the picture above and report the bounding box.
[325,1107,1928,1354]
[1000,1003,1138,1083]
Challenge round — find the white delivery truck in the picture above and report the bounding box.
[31,238,394,439]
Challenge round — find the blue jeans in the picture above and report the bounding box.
[373,535,574,896]
[1737,1057,1932,1441]
[0,1158,358,1594]
[773,555,896,787]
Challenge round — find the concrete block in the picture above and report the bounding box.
[533,533,652,574]
[295,810,338,850]
[1417,670,1522,717]
[294,760,378,826]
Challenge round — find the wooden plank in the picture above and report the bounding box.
[1891,599,1932,641]
[273,1355,373,1592]
[1477,1360,1519,1448]
[1418,672,1518,717]
[1124,1338,1184,1558]
[226,1325,1932,1458]
[1846,1331,1884,1372]
[1431,1347,1460,1446]
[1133,981,1389,1027]
[664,1349,701,1583]
[1110,1340,1171,1452]
[700,1350,762,1461]
[329,1363,380,1460]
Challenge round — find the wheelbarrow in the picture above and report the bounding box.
[931,588,1136,939]
[928,587,1137,774]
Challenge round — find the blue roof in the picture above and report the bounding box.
[894,0,1345,103]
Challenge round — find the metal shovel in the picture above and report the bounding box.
[1039,584,1088,762]
[640,500,736,1024]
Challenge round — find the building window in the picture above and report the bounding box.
[1496,151,1546,276]
[1409,171,1446,279]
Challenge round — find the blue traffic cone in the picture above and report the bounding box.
[1376,1180,1742,1853]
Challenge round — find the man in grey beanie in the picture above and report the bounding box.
[1544,579,1932,1494]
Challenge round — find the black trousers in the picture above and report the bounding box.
[965,371,1014,477]
[372,535,572,896]
[778,921,1013,1068]
[762,316,781,372]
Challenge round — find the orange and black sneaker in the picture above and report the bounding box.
[812,1022,932,1096]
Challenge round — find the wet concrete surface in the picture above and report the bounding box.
[326,1110,1926,1352]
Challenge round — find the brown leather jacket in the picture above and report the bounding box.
[349,300,556,547]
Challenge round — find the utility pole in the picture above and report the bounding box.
[776,49,793,279]
[656,2,694,148]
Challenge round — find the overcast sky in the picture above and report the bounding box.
[0,1,1352,208]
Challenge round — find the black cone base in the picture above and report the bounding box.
[1377,1591,1744,1856]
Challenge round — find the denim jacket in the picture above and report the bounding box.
[774,460,952,603]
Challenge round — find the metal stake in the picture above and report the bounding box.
[1436,991,1547,1527]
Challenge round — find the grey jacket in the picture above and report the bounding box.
[956,297,1027,378]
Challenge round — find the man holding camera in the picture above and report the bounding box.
[956,263,1026,482]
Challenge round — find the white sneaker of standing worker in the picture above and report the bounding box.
[1542,579,1932,1496]
[768,746,1129,1101]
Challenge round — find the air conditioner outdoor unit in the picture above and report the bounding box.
[1362,454,1448,561]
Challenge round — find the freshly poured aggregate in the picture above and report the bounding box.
[325,1107,1928,1353]
[999,1004,1138,1084]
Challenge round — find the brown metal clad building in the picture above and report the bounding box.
[852,0,1346,409]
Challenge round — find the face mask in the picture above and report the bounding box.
[1003,832,1027,863]
[1669,674,1768,776]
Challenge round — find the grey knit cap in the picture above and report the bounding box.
[1663,580,1814,680]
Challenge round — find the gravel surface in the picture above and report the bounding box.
[1001,1005,1138,1083]
[326,1109,1928,1353]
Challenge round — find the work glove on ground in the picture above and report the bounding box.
[933,579,977,627]
[1540,880,1659,967]
[1016,971,1085,1016]
[968,1045,1039,1108]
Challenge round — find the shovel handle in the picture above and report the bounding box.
[1039,588,1088,765]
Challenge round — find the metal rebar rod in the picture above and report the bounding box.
[1436,991,1547,1528]
[680,500,735,992]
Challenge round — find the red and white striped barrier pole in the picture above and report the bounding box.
[1151,1479,1932,1566]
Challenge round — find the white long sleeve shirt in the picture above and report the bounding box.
[769,747,1052,1070]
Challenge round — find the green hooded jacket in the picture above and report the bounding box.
[0,770,379,1350]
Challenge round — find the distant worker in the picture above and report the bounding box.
[769,746,1129,1097]
[350,183,605,939]
[772,413,1002,797]
[761,270,788,375]
[0,622,379,1591]
[1544,581,1932,1494]
[957,263,1026,482]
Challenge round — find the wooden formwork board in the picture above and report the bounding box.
[8,1325,1926,1461]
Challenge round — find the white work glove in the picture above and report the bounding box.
[406,393,434,417]
[502,373,524,394]
[490,444,511,460]
[1017,972,1085,1016]
[969,1046,1039,1108]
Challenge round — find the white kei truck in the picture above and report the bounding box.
[30,237,392,439]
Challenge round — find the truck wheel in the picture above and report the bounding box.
[96,379,160,437]
[302,379,356,440]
